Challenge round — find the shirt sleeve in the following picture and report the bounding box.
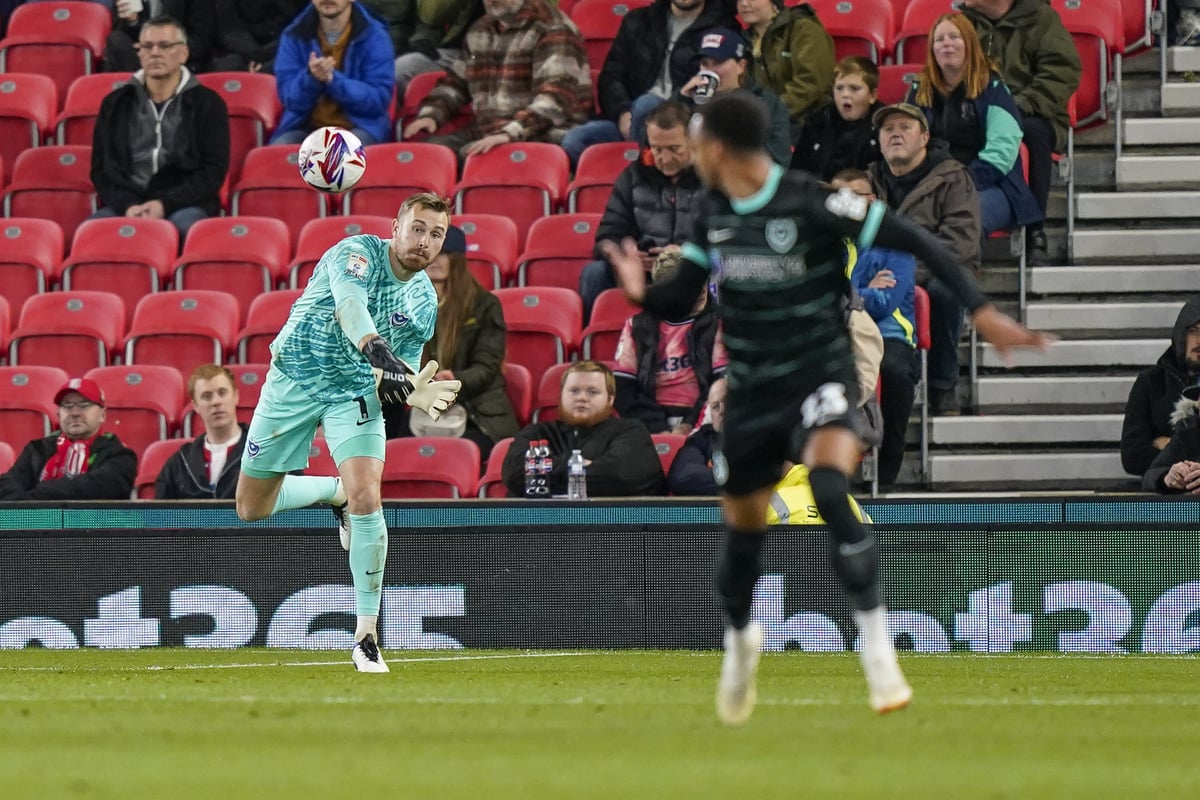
[328,242,380,346]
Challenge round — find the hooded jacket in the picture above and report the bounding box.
[0,432,136,501]
[1122,296,1200,477]
[746,3,835,128]
[1142,391,1200,493]
[154,424,249,500]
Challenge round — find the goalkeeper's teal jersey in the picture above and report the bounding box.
[270,234,438,403]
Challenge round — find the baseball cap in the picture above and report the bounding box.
[872,102,929,131]
[441,224,467,255]
[697,28,746,61]
[54,377,105,407]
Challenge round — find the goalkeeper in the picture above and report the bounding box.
[235,192,461,673]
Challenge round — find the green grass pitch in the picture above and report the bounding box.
[0,649,1197,799]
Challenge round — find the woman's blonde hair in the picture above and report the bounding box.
[914,13,994,106]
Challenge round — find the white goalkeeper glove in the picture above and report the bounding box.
[362,336,461,418]
[399,360,461,420]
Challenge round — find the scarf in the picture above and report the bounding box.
[39,432,100,482]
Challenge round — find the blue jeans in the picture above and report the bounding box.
[925,276,966,392]
[561,93,666,167]
[271,127,380,146]
[979,186,1017,237]
[90,205,208,243]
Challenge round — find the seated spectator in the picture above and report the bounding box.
[270,0,394,145]
[211,0,306,74]
[368,0,482,102]
[90,14,230,242]
[739,0,834,136]
[613,247,727,435]
[382,225,518,464]
[401,0,591,160]
[666,376,726,496]
[907,12,1041,237]
[766,462,869,524]
[501,361,666,497]
[1143,381,1200,494]
[578,101,705,323]
[0,378,136,501]
[791,56,883,181]
[155,365,247,499]
[103,0,216,73]
[1122,297,1200,479]
[833,168,917,489]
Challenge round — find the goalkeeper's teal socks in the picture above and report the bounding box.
[270,475,339,514]
[349,509,388,617]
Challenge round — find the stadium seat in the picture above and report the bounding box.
[0,1,111,104]
[342,143,458,216]
[475,435,514,497]
[0,441,14,474]
[1051,0,1124,128]
[650,432,686,477]
[380,437,481,499]
[2,145,95,243]
[516,213,601,290]
[288,215,394,288]
[132,438,187,499]
[59,217,178,322]
[8,290,124,374]
[454,142,570,243]
[231,144,328,247]
[0,365,67,443]
[0,294,8,358]
[173,217,292,325]
[197,72,281,187]
[55,72,132,145]
[305,434,339,476]
[0,217,64,313]
[914,284,932,484]
[581,288,638,360]
[1120,0,1152,54]
[235,289,302,364]
[566,141,639,213]
[804,0,894,62]
[494,287,582,391]
[532,361,572,423]
[893,0,959,64]
[453,213,520,290]
[570,0,652,71]
[502,362,533,428]
[85,364,185,459]
[876,64,918,105]
[0,73,56,175]
[394,70,474,139]
[182,362,269,436]
[124,290,240,376]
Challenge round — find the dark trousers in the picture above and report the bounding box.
[878,339,919,487]
[1021,114,1056,220]
[925,276,966,392]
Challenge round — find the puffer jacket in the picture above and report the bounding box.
[593,160,705,257]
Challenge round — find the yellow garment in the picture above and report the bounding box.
[765,464,872,525]
[310,24,353,130]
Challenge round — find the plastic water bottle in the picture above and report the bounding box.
[523,440,539,498]
[536,440,553,496]
[567,449,587,499]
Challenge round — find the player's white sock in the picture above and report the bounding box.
[271,475,339,514]
[854,605,893,654]
[355,615,378,643]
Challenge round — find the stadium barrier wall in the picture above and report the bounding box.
[2,499,1199,653]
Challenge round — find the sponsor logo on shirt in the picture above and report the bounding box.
[708,227,736,244]
[345,253,369,279]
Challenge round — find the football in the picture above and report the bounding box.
[297,126,367,193]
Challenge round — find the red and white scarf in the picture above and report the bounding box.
[39,432,100,482]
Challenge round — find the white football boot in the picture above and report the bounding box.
[715,621,763,726]
[351,633,389,673]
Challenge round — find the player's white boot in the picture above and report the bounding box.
[351,633,389,673]
[330,477,351,551]
[855,609,912,714]
[716,621,763,726]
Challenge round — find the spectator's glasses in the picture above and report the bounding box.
[135,41,186,53]
[60,402,97,412]
[649,145,687,157]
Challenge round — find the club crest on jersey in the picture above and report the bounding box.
[825,187,868,221]
[765,218,797,254]
[345,253,368,279]
[389,311,409,327]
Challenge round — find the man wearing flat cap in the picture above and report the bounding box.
[0,378,137,500]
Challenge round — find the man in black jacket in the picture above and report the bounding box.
[156,365,248,500]
[0,378,136,501]
[501,361,666,497]
[104,0,217,74]
[91,15,230,242]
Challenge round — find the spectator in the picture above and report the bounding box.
[738,0,834,135]
[791,55,883,181]
[401,0,591,160]
[578,100,705,322]
[366,0,482,103]
[0,378,136,501]
[211,0,307,74]
[960,0,1081,264]
[765,462,869,524]
[103,0,216,73]
[907,12,1041,237]
[560,0,739,166]
[833,168,918,489]
[1122,297,1200,479]
[155,365,247,499]
[1142,381,1200,495]
[271,0,395,146]
[90,14,230,242]
[666,376,726,496]
[613,246,727,435]
[867,102,981,416]
[382,224,519,463]
[501,361,666,497]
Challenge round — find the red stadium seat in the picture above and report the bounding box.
[288,215,394,288]
[133,438,187,499]
[84,364,185,458]
[0,295,8,356]
[532,361,572,423]
[231,144,327,247]
[182,362,269,436]
[1051,0,1124,128]
[343,143,458,216]
[55,72,132,145]
[394,70,474,139]
[876,65,918,105]
[0,217,64,313]
[454,143,570,243]
[0,441,14,473]
[516,213,601,290]
[0,2,111,104]
[893,0,959,64]
[173,216,292,325]
[453,213,520,290]
[570,0,652,71]
[566,141,639,213]
[914,284,932,481]
[494,287,582,390]
[380,437,481,499]
[8,290,124,374]
[0,365,68,443]
[236,289,303,364]
[502,362,533,428]
[650,432,686,476]
[3,145,95,243]
[59,217,178,323]
[581,288,638,360]
[124,290,240,376]
[0,73,56,174]
[1120,0,1152,53]
[475,435,514,497]
[305,434,339,476]
[804,0,894,62]
[197,72,281,187]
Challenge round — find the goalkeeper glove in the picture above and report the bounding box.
[362,337,462,419]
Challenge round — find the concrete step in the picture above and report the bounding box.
[930,414,1122,445]
[1115,155,1200,188]
[927,451,1128,486]
[975,375,1136,406]
[1161,82,1200,114]
[1075,190,1200,218]
[1071,228,1200,260]
[1030,265,1200,295]
[978,338,1167,368]
[1024,301,1182,331]
[1122,117,1200,146]
[1169,47,1200,73]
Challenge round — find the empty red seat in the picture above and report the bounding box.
[516,213,601,290]
[502,362,533,428]
[59,216,178,322]
[0,365,68,443]
[85,364,185,459]
[132,438,188,499]
[124,290,240,376]
[454,143,570,243]
[0,217,63,313]
[650,432,687,476]
[343,143,458,216]
[173,216,292,325]
[893,0,959,64]
[1051,0,1124,128]
[289,215,395,288]
[0,73,57,175]
[475,436,514,497]
[236,289,303,363]
[197,72,281,187]
[3,145,95,243]
[570,0,652,71]
[0,2,111,103]
[8,290,124,374]
[379,437,481,498]
[581,288,638,360]
[567,141,639,213]
[876,64,918,105]
[806,0,894,62]
[494,287,582,390]
[453,213,520,290]
[231,144,327,247]
[55,72,132,145]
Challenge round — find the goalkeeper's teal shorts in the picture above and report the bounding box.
[240,364,385,479]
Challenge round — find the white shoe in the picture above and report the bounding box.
[330,478,350,551]
[716,621,763,727]
[860,647,912,714]
[351,634,389,673]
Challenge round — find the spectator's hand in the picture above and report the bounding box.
[308,52,335,83]
[618,111,632,140]
[867,269,896,290]
[671,422,693,436]
[1154,436,1171,450]
[1165,460,1200,492]
[679,74,703,97]
[434,369,455,382]
[125,200,165,219]
[403,117,438,139]
[116,0,139,23]
[463,133,511,157]
[639,250,656,270]
[971,304,1056,364]
[599,237,647,305]
[248,61,263,74]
